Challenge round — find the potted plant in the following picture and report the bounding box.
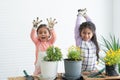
[40,46,62,80]
[102,35,120,76]
[64,45,83,80]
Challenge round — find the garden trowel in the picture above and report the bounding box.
[23,70,34,80]
[88,68,105,78]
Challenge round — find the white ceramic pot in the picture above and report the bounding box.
[40,61,58,80]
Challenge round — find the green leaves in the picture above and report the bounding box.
[102,34,120,52]
[68,51,82,61]
[44,46,62,61]
[67,45,82,61]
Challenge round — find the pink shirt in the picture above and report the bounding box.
[30,28,56,64]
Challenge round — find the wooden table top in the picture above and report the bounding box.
[82,72,120,80]
[8,73,120,80]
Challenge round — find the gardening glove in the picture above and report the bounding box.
[32,17,42,29]
[78,8,87,16]
[46,18,57,29]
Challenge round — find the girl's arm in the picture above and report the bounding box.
[31,17,42,45]
[30,28,39,45]
[48,29,56,44]
[84,14,92,22]
[74,14,82,46]
[47,18,57,44]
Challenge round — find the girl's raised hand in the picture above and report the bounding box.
[32,17,42,28]
[46,18,57,29]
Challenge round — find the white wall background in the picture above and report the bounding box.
[113,0,120,38]
[0,0,116,79]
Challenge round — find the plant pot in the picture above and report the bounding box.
[40,61,58,80]
[105,65,119,76]
[64,59,82,80]
[119,63,120,73]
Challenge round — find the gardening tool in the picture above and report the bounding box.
[88,68,105,78]
[23,70,34,80]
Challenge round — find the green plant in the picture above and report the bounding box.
[102,35,120,66]
[102,34,120,52]
[67,45,82,61]
[44,46,62,61]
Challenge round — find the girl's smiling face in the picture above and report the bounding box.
[37,27,50,42]
[80,28,93,41]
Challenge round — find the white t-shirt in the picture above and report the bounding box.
[36,50,47,67]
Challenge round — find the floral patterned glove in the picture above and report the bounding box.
[46,18,57,29]
[32,17,42,28]
[78,8,87,16]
